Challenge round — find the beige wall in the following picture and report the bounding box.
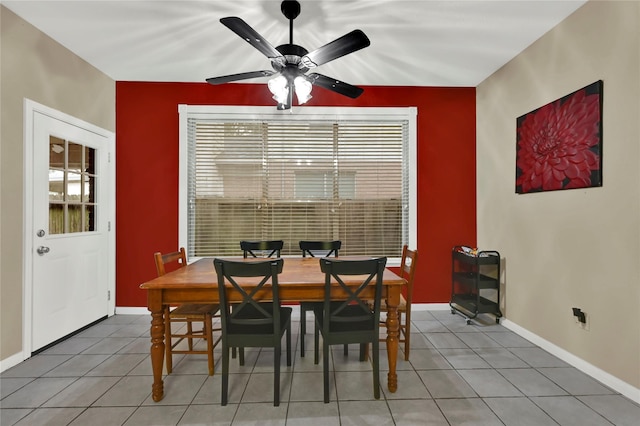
[0,6,115,360]
[477,0,640,392]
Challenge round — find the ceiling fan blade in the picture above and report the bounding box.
[300,29,370,68]
[220,17,284,59]
[206,70,275,85]
[306,73,364,98]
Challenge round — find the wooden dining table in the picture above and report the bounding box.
[139,256,404,402]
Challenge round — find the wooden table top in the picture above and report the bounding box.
[140,256,404,290]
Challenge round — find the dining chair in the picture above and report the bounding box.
[313,257,387,403]
[233,240,284,358]
[240,240,283,258]
[213,258,292,406]
[298,240,341,357]
[154,247,220,375]
[377,245,418,361]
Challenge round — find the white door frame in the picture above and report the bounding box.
[22,98,116,357]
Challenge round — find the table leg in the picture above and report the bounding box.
[148,292,165,402]
[385,287,400,393]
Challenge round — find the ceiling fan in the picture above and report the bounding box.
[206,0,371,110]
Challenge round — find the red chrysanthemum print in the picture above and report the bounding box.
[516,85,601,193]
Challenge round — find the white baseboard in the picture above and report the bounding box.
[413,303,451,311]
[115,306,149,315]
[0,351,27,373]
[501,318,640,404]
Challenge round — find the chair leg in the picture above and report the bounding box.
[323,340,330,403]
[372,338,380,399]
[239,347,245,366]
[164,307,173,374]
[286,321,292,366]
[205,313,214,376]
[187,321,194,351]
[274,343,281,406]
[314,322,320,365]
[404,311,411,361]
[221,345,229,406]
[300,305,306,357]
[344,344,348,356]
[359,343,367,362]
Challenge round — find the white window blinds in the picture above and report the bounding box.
[180,106,415,259]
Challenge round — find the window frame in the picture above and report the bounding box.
[178,105,417,266]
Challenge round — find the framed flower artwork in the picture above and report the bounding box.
[516,80,603,194]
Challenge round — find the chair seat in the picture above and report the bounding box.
[314,306,375,332]
[170,303,220,318]
[228,307,292,334]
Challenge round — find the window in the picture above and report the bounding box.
[49,136,97,234]
[179,106,416,262]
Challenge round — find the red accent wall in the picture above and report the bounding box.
[115,82,476,307]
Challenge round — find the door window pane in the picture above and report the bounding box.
[49,170,65,201]
[49,204,64,235]
[67,172,82,201]
[68,205,83,233]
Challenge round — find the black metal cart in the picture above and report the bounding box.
[450,245,502,324]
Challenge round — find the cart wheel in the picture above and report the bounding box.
[451,309,455,315]
[496,317,500,324]
[466,319,472,325]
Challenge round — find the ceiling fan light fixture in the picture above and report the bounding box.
[294,76,312,104]
[268,74,289,104]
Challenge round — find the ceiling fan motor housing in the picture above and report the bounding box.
[273,44,309,73]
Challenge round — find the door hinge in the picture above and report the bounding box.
[108,290,111,301]
[108,152,111,163]
[108,221,111,231]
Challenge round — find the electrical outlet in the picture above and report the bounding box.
[573,312,589,330]
[579,313,589,331]
[572,307,589,331]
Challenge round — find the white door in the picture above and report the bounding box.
[30,111,112,352]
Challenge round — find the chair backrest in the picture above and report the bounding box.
[154,247,187,277]
[214,258,284,334]
[319,257,387,328]
[240,240,284,258]
[400,245,418,303]
[299,240,341,258]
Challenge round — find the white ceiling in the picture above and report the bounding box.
[3,0,586,87]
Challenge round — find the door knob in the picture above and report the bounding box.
[37,246,50,255]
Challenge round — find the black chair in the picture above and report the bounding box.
[233,240,283,359]
[313,257,387,403]
[240,240,283,258]
[300,240,341,258]
[298,240,341,357]
[213,258,292,406]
